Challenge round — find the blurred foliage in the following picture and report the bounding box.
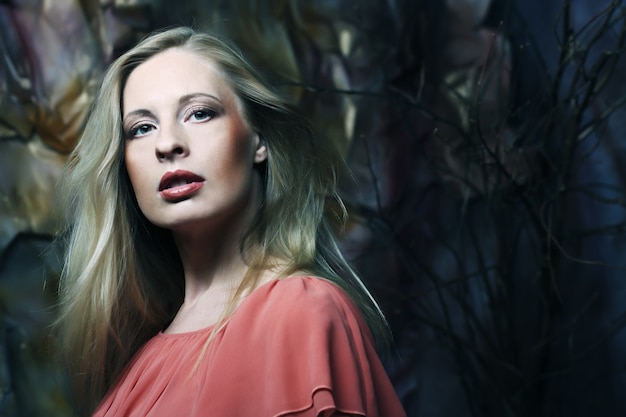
[1,0,626,416]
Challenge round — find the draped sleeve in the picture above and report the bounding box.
[210,276,407,417]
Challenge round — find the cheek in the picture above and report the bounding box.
[208,130,255,181]
[124,147,149,199]
[227,139,257,186]
[124,153,138,189]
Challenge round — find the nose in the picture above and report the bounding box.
[155,123,188,161]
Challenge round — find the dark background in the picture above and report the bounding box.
[1,0,626,416]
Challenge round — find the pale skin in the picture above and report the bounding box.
[122,48,276,333]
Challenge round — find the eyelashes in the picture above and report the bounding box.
[186,106,218,122]
[124,106,219,139]
[126,123,155,139]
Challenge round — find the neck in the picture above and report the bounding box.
[171,179,262,303]
[176,223,249,294]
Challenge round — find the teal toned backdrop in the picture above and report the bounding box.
[2,0,626,416]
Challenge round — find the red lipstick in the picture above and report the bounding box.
[159,170,205,201]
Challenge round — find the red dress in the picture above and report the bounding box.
[93,276,407,416]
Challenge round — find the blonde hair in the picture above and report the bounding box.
[56,26,390,412]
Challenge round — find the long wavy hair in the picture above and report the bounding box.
[56,26,390,412]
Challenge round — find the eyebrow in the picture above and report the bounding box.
[123,93,223,122]
[178,92,222,105]
[122,109,152,124]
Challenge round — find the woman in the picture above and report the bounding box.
[56,26,406,416]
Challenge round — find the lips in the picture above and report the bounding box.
[158,170,205,200]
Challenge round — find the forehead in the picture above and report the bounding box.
[122,48,238,111]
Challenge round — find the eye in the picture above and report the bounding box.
[127,123,155,139]
[187,107,217,122]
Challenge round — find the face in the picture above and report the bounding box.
[122,48,267,235]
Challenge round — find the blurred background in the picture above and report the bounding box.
[2,0,626,415]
